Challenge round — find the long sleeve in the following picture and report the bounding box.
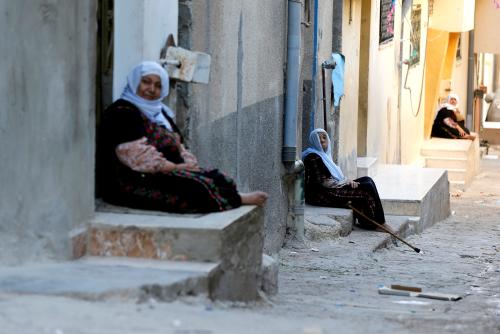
[305,154,346,189]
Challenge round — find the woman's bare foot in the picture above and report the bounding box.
[240,191,269,206]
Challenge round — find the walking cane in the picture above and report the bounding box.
[346,202,421,253]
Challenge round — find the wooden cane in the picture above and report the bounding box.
[346,202,421,253]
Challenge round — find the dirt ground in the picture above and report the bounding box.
[0,148,499,334]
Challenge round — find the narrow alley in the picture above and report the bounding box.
[1,149,498,333]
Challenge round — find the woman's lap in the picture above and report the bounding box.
[106,169,240,213]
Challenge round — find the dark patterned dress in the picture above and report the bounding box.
[431,107,470,139]
[304,153,386,229]
[98,99,241,213]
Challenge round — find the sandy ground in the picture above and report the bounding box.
[1,149,499,334]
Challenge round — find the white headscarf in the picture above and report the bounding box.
[302,128,346,181]
[120,61,175,130]
[443,92,459,111]
[434,92,459,120]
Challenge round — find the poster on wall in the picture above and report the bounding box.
[379,0,395,44]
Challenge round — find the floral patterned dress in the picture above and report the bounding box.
[98,99,241,213]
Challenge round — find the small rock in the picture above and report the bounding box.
[310,247,320,252]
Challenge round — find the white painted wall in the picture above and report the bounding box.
[366,0,401,164]
[113,0,178,99]
[338,0,362,177]
[475,0,500,54]
[399,2,429,165]
[429,0,475,32]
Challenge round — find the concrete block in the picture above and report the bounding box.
[0,257,217,302]
[209,206,264,301]
[74,205,265,302]
[259,254,278,296]
[305,206,353,237]
[357,156,378,178]
[373,164,450,231]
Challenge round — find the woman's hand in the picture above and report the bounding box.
[347,179,359,188]
[181,150,198,165]
[457,125,466,137]
[173,161,201,172]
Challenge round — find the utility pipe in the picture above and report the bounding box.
[466,30,474,130]
[309,0,319,135]
[283,0,302,162]
[283,0,305,242]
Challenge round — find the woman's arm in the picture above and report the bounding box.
[443,117,467,136]
[306,154,346,188]
[115,137,200,173]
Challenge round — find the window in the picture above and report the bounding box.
[379,0,395,44]
[409,4,421,66]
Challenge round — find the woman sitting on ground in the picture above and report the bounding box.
[431,93,475,140]
[302,128,394,232]
[99,61,268,213]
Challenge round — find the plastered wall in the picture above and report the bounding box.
[181,0,288,253]
[0,1,97,264]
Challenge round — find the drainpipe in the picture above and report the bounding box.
[466,30,474,130]
[283,0,305,241]
[309,0,319,134]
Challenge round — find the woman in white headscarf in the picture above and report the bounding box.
[98,61,267,212]
[432,92,475,140]
[302,128,392,231]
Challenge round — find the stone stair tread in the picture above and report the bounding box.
[421,138,473,151]
[91,206,257,230]
[425,156,468,161]
[446,168,466,172]
[0,256,218,300]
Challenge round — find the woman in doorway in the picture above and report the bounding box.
[302,128,394,232]
[99,61,267,213]
[431,93,475,140]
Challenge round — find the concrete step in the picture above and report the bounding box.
[421,138,474,159]
[357,156,378,178]
[304,206,353,240]
[71,205,266,301]
[425,157,468,169]
[0,257,217,302]
[450,180,467,191]
[447,168,467,182]
[372,164,450,232]
[73,206,260,262]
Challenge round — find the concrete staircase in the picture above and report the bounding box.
[305,157,451,239]
[0,205,275,303]
[421,137,480,190]
[357,158,450,232]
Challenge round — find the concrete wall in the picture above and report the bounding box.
[451,32,470,120]
[337,0,362,178]
[179,0,288,254]
[113,0,178,99]
[365,0,401,164]
[399,2,428,165]
[429,0,475,32]
[475,0,500,54]
[0,1,96,264]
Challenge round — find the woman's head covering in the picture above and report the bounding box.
[443,92,459,111]
[302,128,345,181]
[120,61,175,130]
[447,93,459,105]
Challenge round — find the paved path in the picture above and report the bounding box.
[0,151,499,334]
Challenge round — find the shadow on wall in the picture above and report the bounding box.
[191,94,288,253]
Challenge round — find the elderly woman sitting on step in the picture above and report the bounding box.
[432,93,475,140]
[99,61,268,213]
[302,128,395,233]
